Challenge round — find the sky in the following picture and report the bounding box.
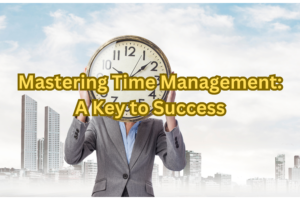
[0,3,300,185]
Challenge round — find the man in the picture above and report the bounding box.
[64,67,186,197]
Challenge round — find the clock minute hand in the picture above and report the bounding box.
[130,61,151,77]
[129,56,142,77]
[112,67,123,74]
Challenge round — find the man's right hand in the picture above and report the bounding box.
[77,66,91,123]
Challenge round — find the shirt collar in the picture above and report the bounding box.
[131,120,141,131]
[119,120,142,134]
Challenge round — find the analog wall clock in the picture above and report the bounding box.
[86,35,171,122]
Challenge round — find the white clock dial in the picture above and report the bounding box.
[88,37,170,122]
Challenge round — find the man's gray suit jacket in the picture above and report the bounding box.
[64,116,186,197]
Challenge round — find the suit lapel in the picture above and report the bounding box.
[129,119,153,170]
[103,117,128,166]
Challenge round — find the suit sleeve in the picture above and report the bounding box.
[155,120,186,171]
[64,117,97,165]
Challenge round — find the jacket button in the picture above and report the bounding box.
[76,129,79,133]
[123,174,128,179]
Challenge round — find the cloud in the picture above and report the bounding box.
[245,5,299,22]
[0,15,6,29]
[1,4,300,184]
[43,10,86,51]
[236,5,300,28]
[5,41,19,51]
[271,22,291,31]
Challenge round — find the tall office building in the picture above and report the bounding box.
[183,151,201,178]
[152,163,159,185]
[44,106,60,173]
[214,173,231,185]
[174,171,180,178]
[73,162,84,175]
[84,160,97,183]
[294,155,300,168]
[163,165,174,177]
[275,154,285,180]
[21,95,37,171]
[37,138,44,171]
[288,168,300,181]
[288,155,300,181]
[59,142,64,169]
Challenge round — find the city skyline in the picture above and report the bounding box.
[1,94,299,184]
[19,95,65,173]
[0,93,297,190]
[3,152,300,195]
[0,95,300,184]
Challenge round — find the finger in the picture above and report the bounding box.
[171,72,175,91]
[84,66,87,73]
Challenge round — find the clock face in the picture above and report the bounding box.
[87,36,170,122]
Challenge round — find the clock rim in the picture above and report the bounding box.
[86,35,171,122]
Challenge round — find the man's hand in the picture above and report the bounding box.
[165,72,177,132]
[77,66,91,123]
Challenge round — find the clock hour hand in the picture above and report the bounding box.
[130,61,151,77]
[112,67,123,74]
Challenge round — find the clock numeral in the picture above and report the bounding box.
[100,93,108,98]
[125,46,135,56]
[154,75,160,86]
[149,90,156,99]
[129,47,135,56]
[139,99,145,103]
[102,60,112,70]
[111,96,118,102]
[143,50,145,60]
[150,61,158,71]
[113,50,120,60]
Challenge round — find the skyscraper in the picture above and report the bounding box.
[288,155,300,181]
[163,165,174,177]
[44,106,60,173]
[294,155,300,168]
[214,173,231,185]
[59,142,64,169]
[275,154,285,180]
[288,167,300,181]
[21,95,37,171]
[73,162,84,175]
[152,163,159,185]
[183,151,201,178]
[37,138,44,171]
[84,160,97,183]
